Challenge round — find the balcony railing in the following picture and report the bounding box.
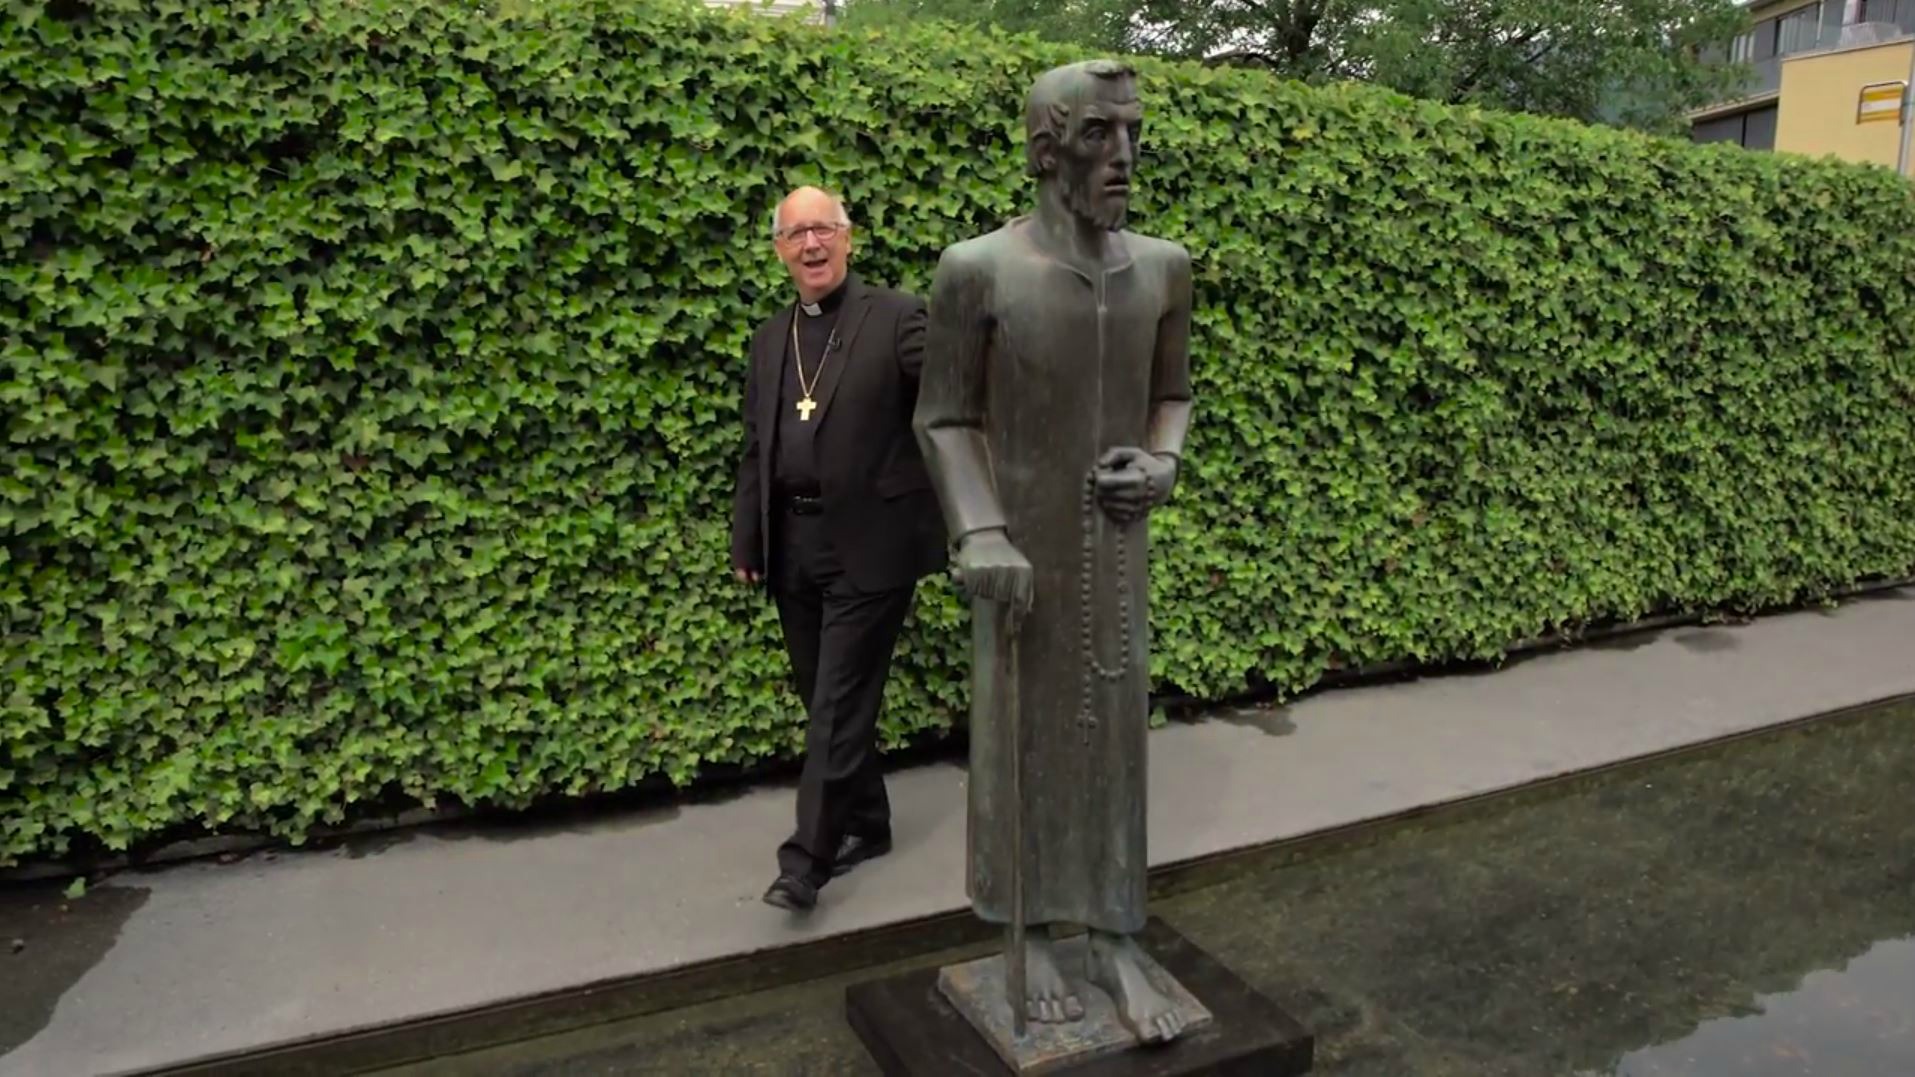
[1699,18,1915,111]
[1746,56,1784,98]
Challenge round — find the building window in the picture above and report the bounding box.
[1722,3,1829,66]
[1694,114,1744,144]
[1778,3,1824,54]
[1737,3,1826,61]
[1692,104,1781,150]
[1754,16,1779,59]
[1858,0,1915,27]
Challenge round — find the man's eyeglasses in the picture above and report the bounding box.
[775,222,846,245]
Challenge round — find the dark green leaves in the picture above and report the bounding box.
[2,0,1912,866]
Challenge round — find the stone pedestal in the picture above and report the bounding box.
[936,932,1214,1074]
[845,919,1313,1076]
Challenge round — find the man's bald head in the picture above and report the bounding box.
[771,185,855,303]
[772,186,851,237]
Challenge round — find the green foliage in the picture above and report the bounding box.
[845,0,1753,134]
[4,0,1914,865]
[839,0,1140,52]
[1328,0,1753,135]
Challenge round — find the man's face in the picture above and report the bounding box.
[1058,80,1143,232]
[773,191,852,301]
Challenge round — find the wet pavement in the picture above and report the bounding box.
[0,882,150,1059]
[387,699,1915,1076]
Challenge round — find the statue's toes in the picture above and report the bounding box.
[1064,994,1085,1021]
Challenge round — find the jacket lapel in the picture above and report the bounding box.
[756,304,791,456]
[809,277,873,429]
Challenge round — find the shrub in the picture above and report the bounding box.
[4,0,1913,864]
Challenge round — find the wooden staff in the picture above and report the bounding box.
[1004,598,1027,1039]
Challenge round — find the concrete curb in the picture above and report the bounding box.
[8,572,1910,885]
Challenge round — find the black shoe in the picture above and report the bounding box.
[831,833,893,877]
[762,874,818,911]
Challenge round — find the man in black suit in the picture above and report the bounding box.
[731,185,946,911]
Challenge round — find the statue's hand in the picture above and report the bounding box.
[1094,447,1177,524]
[954,529,1034,621]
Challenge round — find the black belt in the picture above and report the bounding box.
[778,491,823,516]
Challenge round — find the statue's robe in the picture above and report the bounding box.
[915,217,1192,935]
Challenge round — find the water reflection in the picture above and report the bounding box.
[1166,699,1915,1076]
[377,699,1915,1076]
[1608,936,1915,1077]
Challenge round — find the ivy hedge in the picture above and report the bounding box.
[5,0,1915,865]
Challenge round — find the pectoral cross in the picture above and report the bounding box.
[791,314,829,423]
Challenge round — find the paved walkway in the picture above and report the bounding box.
[3,588,1912,1076]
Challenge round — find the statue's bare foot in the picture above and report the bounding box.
[1023,934,1085,1024]
[1087,930,1186,1044]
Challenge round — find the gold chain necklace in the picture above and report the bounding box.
[790,309,833,422]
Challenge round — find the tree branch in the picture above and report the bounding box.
[1449,22,1548,99]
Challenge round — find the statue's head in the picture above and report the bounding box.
[1024,60,1142,233]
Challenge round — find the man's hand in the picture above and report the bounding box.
[1094,447,1177,525]
[953,529,1034,622]
[733,566,763,585]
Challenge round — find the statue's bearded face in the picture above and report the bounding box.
[1055,81,1143,232]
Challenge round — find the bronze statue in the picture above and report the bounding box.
[914,59,1196,1049]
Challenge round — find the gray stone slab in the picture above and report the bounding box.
[848,919,1310,1076]
[935,935,1213,1074]
[3,588,1913,1076]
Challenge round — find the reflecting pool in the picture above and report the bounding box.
[385,698,1915,1076]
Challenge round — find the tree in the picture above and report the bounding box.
[838,0,1143,52]
[838,0,1751,135]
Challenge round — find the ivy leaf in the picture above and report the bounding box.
[2,0,1912,870]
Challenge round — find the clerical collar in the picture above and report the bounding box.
[798,278,849,318]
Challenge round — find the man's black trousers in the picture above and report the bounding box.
[771,500,914,887]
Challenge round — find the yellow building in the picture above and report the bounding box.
[1691,0,1915,173]
[1775,34,1915,169]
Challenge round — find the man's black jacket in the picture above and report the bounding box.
[730,274,947,592]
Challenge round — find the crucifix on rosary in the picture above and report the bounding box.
[791,310,831,422]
